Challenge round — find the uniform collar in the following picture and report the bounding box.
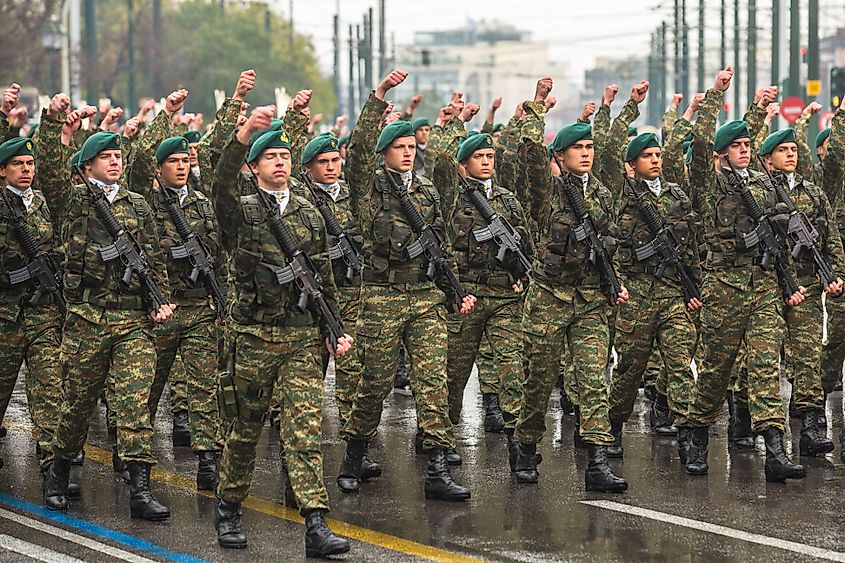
[89,178,121,204]
[5,184,34,210]
[316,181,342,202]
[644,177,661,197]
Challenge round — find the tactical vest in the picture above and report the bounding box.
[775,175,830,277]
[230,192,325,326]
[0,191,55,301]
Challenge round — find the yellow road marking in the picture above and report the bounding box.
[2,419,484,562]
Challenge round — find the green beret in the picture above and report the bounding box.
[70,150,82,171]
[338,134,351,149]
[551,122,593,152]
[627,126,638,137]
[713,120,750,152]
[411,118,430,132]
[79,131,121,163]
[375,121,414,153]
[247,129,292,163]
[0,137,35,166]
[492,123,504,133]
[816,127,831,150]
[456,133,495,162]
[156,136,191,164]
[758,128,797,157]
[27,124,38,139]
[625,132,661,162]
[301,134,341,165]
[249,118,283,145]
[467,130,480,137]
[183,130,202,144]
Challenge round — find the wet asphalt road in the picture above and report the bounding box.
[2,365,845,563]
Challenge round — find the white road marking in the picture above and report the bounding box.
[582,500,845,562]
[0,508,157,563]
[0,534,86,563]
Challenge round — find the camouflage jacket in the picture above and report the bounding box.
[196,98,243,194]
[795,109,845,240]
[597,99,639,188]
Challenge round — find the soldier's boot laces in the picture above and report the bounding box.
[573,407,586,448]
[360,443,382,481]
[171,410,191,447]
[40,468,81,500]
[304,509,350,558]
[216,499,247,549]
[127,461,170,521]
[196,451,220,491]
[676,426,692,465]
[731,400,755,449]
[506,428,519,472]
[650,393,677,437]
[799,410,834,456]
[337,438,366,493]
[482,393,505,433]
[606,421,624,458]
[111,445,130,483]
[424,448,470,501]
[685,426,709,475]
[514,441,540,484]
[585,445,628,493]
[43,457,71,511]
[763,428,806,483]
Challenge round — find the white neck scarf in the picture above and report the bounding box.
[645,177,662,197]
[89,178,120,204]
[317,181,342,202]
[261,187,289,215]
[5,185,34,210]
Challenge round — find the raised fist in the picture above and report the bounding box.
[47,93,71,119]
[534,77,553,102]
[376,70,408,99]
[602,84,619,106]
[292,89,312,112]
[165,89,189,114]
[631,81,649,104]
[714,67,734,92]
[234,69,256,100]
[1,83,21,116]
[491,97,503,111]
[580,101,596,122]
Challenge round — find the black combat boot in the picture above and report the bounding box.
[171,410,191,447]
[196,451,219,491]
[731,399,755,449]
[585,445,628,493]
[650,393,677,436]
[818,395,828,427]
[606,421,623,458]
[677,426,691,465]
[303,509,350,558]
[482,393,505,433]
[280,453,297,508]
[644,384,657,404]
[514,441,540,483]
[216,499,247,548]
[393,349,410,391]
[445,448,462,466]
[126,461,170,520]
[43,457,71,511]
[798,410,834,456]
[573,407,586,448]
[559,390,575,415]
[71,449,85,466]
[762,427,806,482]
[685,426,709,475]
[360,443,382,481]
[506,428,519,471]
[111,445,130,483]
[337,438,366,493]
[424,448,470,501]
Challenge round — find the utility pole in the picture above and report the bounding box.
[356,24,365,106]
[152,0,163,99]
[808,0,820,139]
[674,0,681,93]
[734,0,741,120]
[648,32,657,125]
[84,0,97,101]
[348,24,356,118]
[660,22,668,114]
[772,0,785,130]
[127,0,135,111]
[681,0,690,101]
[366,8,374,92]
[289,0,294,51]
[697,0,705,93]
[787,0,800,97]
[720,0,727,121]
[747,0,757,106]
[333,14,341,117]
[378,0,386,78]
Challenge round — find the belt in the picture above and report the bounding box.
[537,266,600,286]
[79,288,144,310]
[362,270,429,284]
[461,273,515,287]
[232,305,316,327]
[172,288,209,299]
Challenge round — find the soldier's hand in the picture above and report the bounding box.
[804,101,823,116]
[670,93,684,109]
[151,303,177,323]
[334,114,348,130]
[190,113,204,130]
[686,297,703,312]
[312,112,323,125]
[330,334,354,357]
[602,84,619,106]
[384,112,402,125]
[234,69,256,101]
[436,106,454,125]
[165,89,189,115]
[47,93,71,118]
[514,103,525,120]
[757,87,777,109]
[512,281,523,294]
[825,278,844,297]
[764,103,781,125]
[534,77,553,102]
[714,66,734,91]
[456,294,477,316]
[612,285,630,306]
[580,101,596,121]
[236,114,247,129]
[9,106,28,127]
[459,103,480,122]
[631,80,649,104]
[682,93,705,121]
[785,286,806,307]
[544,95,557,112]
[100,107,123,131]
[239,101,250,115]
[1,83,21,116]
[409,94,422,109]
[123,116,140,139]
[236,105,276,144]
[375,69,408,100]
[292,89,313,112]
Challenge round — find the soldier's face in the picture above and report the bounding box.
[558,141,594,175]
[86,150,123,184]
[549,157,560,177]
[251,148,291,189]
[188,143,199,167]
[818,138,829,161]
[767,142,798,173]
[464,148,495,181]
[0,155,35,189]
[723,138,751,168]
[158,154,190,188]
[492,131,502,145]
[415,126,430,145]
[381,136,416,172]
[306,151,342,184]
[634,148,662,180]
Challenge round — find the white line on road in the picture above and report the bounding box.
[0,508,157,563]
[582,500,845,562]
[0,534,86,563]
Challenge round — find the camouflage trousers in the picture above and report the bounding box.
[342,283,455,450]
[217,322,328,512]
[783,282,826,411]
[149,305,222,453]
[516,283,613,446]
[475,336,504,396]
[609,279,696,426]
[0,306,63,458]
[446,286,523,429]
[49,310,157,467]
[686,277,785,432]
[643,347,666,392]
[167,357,189,413]
[821,290,845,394]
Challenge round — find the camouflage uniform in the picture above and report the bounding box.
[212,133,336,513]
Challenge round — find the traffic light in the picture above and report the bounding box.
[832,66,845,110]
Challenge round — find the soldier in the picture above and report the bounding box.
[184,129,203,192]
[512,77,630,492]
[606,132,702,461]
[211,103,352,557]
[38,95,176,519]
[412,117,430,175]
[336,69,475,501]
[757,128,844,455]
[683,67,807,482]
